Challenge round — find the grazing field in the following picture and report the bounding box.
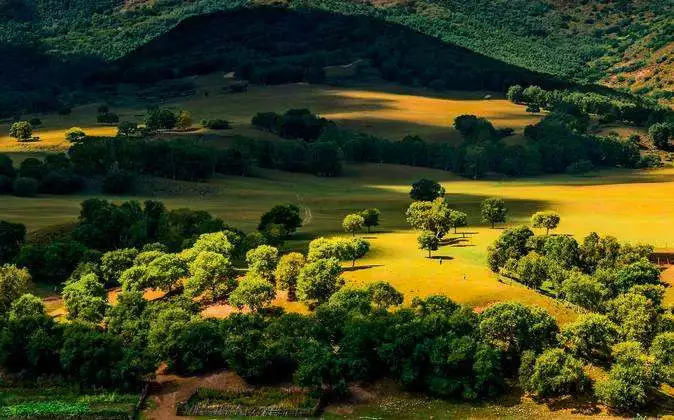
[5,163,674,324]
[0,78,542,153]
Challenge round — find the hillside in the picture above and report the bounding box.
[0,0,671,117]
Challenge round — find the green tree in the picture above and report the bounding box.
[100,248,138,287]
[614,258,660,294]
[9,121,32,141]
[307,237,339,261]
[186,251,236,302]
[606,293,659,345]
[449,209,468,234]
[258,204,302,237]
[543,235,580,269]
[561,271,607,311]
[229,273,276,312]
[0,264,30,314]
[531,211,560,234]
[480,198,507,228]
[246,245,279,282]
[506,85,524,103]
[559,313,619,363]
[366,281,403,309]
[8,293,45,321]
[522,348,588,397]
[649,122,672,150]
[417,230,439,257]
[410,178,445,201]
[360,208,381,232]
[342,214,365,236]
[176,110,192,130]
[651,332,674,385]
[297,258,343,306]
[486,226,534,272]
[62,273,107,323]
[406,197,453,238]
[65,127,86,143]
[119,265,149,292]
[275,252,305,301]
[183,231,234,262]
[335,237,370,267]
[595,341,659,411]
[117,121,138,137]
[145,253,188,294]
[516,252,547,289]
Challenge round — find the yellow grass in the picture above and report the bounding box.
[0,77,541,153]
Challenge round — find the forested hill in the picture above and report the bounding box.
[0,0,671,117]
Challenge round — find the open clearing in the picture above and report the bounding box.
[5,163,674,324]
[0,77,541,153]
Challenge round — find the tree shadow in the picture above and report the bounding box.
[342,264,383,272]
[429,255,454,262]
[541,395,602,415]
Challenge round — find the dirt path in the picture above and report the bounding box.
[144,370,246,420]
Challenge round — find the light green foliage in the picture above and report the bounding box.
[245,245,279,282]
[229,273,276,311]
[406,198,452,238]
[100,248,138,286]
[522,348,588,397]
[515,252,546,289]
[119,265,149,292]
[145,253,188,293]
[186,251,236,301]
[559,313,619,362]
[530,211,560,234]
[480,198,506,228]
[595,341,659,411]
[486,226,533,272]
[307,237,339,262]
[449,209,468,234]
[297,257,343,305]
[328,287,373,315]
[543,235,580,269]
[274,252,305,301]
[134,250,165,266]
[335,237,370,267]
[417,230,439,257]
[176,110,192,129]
[342,213,365,236]
[651,332,674,386]
[8,293,46,321]
[62,273,107,323]
[561,271,607,311]
[65,127,86,143]
[9,121,32,141]
[366,281,403,309]
[606,293,659,345]
[0,264,30,314]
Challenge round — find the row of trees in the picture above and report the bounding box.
[0,153,84,197]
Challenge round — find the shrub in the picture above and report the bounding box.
[523,348,588,397]
[65,127,86,143]
[9,121,32,141]
[201,119,231,129]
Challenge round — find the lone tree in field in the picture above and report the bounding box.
[406,197,452,239]
[531,211,561,234]
[229,273,276,312]
[481,198,507,228]
[9,121,32,141]
[360,208,381,232]
[336,238,370,267]
[449,209,468,234]
[258,204,302,238]
[417,230,440,258]
[275,252,305,301]
[342,214,365,236]
[410,178,445,201]
[65,127,86,143]
[506,85,524,104]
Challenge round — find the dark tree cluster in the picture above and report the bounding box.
[69,136,250,182]
[0,152,83,197]
[251,109,331,142]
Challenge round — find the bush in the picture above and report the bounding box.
[522,348,588,397]
[9,121,32,141]
[201,119,231,129]
[12,177,38,197]
[65,127,86,143]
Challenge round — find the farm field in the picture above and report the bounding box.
[5,163,674,324]
[0,77,542,153]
